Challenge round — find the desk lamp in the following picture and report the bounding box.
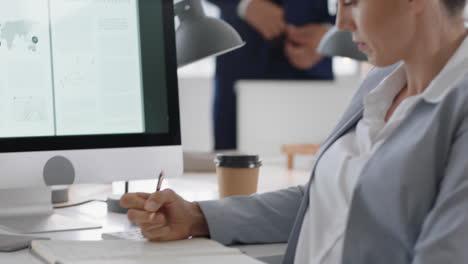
[317,26,367,61]
[175,0,245,67]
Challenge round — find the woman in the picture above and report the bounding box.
[121,0,468,263]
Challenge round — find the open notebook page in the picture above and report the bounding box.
[63,254,264,264]
[31,238,263,264]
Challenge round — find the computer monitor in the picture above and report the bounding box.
[0,0,182,233]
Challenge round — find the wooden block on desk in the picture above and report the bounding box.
[281,144,320,169]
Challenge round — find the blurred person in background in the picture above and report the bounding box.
[205,0,336,150]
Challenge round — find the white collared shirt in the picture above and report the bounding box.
[294,28,468,264]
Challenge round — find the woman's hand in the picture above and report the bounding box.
[120,189,209,241]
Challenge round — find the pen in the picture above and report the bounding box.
[149,171,164,221]
[156,171,164,192]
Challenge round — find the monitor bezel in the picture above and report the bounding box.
[0,0,181,153]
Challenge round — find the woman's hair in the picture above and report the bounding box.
[443,0,467,15]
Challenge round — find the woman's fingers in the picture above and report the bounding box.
[144,189,179,212]
[120,192,150,209]
[142,225,172,241]
[127,209,167,225]
[140,214,171,241]
[127,209,151,224]
[122,189,196,241]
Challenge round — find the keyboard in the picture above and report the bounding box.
[101,229,146,241]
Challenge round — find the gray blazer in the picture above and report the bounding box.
[199,63,468,264]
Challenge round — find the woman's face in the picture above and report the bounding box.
[336,0,416,66]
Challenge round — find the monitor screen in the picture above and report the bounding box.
[0,0,182,188]
[0,0,182,189]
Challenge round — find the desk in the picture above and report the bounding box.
[0,166,310,263]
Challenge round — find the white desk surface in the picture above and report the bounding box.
[0,166,310,263]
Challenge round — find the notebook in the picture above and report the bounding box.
[30,238,265,264]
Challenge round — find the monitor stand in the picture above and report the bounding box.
[0,187,101,234]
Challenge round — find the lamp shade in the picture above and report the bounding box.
[317,26,367,61]
[175,0,245,67]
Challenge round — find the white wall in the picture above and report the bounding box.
[236,77,360,168]
[178,77,214,152]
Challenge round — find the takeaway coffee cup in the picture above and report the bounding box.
[215,154,262,198]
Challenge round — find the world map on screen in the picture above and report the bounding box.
[0,20,39,52]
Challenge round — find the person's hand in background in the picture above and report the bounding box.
[284,24,330,70]
[244,0,286,40]
[120,190,209,241]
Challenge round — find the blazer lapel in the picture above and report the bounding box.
[282,63,401,263]
[282,107,364,261]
